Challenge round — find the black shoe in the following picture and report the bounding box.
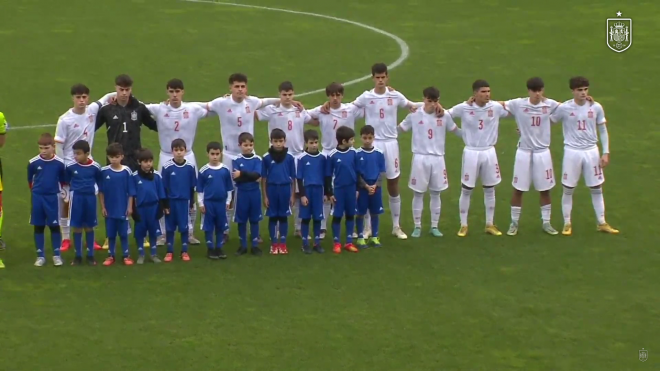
[86,256,97,266]
[71,256,83,266]
[251,246,262,256]
[301,245,313,254]
[313,244,325,254]
[235,248,248,256]
[207,249,219,260]
[216,248,227,259]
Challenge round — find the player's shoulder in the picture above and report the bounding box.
[199,164,211,173]
[246,95,262,105]
[590,101,605,111]
[163,159,175,168]
[184,161,195,169]
[328,148,339,158]
[102,165,112,171]
[57,109,76,122]
[121,165,132,174]
[92,161,102,169]
[53,156,66,164]
[29,155,42,163]
[154,170,162,178]
[285,152,295,159]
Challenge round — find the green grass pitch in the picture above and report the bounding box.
[1,0,659,370]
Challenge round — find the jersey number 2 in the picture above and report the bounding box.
[174,121,180,131]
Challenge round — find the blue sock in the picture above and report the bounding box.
[238,223,247,249]
[268,218,278,243]
[250,222,260,247]
[301,220,310,247]
[166,231,175,253]
[332,219,341,243]
[120,235,129,257]
[215,230,224,248]
[51,231,62,257]
[205,231,214,251]
[371,215,379,237]
[278,218,288,244]
[137,237,145,257]
[356,217,365,239]
[85,231,95,257]
[73,232,83,257]
[108,237,117,257]
[181,231,189,253]
[346,218,355,244]
[149,235,157,256]
[313,220,321,245]
[35,232,45,258]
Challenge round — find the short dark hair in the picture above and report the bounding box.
[422,86,440,101]
[70,84,90,96]
[569,76,589,90]
[115,74,133,88]
[336,126,355,145]
[526,77,544,92]
[137,148,154,162]
[106,143,123,157]
[238,132,254,144]
[270,128,286,140]
[325,82,344,96]
[228,73,248,85]
[167,78,184,90]
[472,79,490,92]
[371,63,388,76]
[278,81,294,92]
[38,133,54,146]
[171,138,186,151]
[73,140,90,154]
[304,130,319,143]
[360,125,375,136]
[206,141,222,152]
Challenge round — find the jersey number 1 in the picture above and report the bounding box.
[122,122,127,133]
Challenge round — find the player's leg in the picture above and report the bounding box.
[68,192,85,263]
[331,188,345,253]
[41,194,62,264]
[533,150,558,235]
[234,191,248,255]
[561,148,582,235]
[248,191,263,256]
[509,149,531,235]
[30,195,47,266]
[184,152,200,245]
[428,156,448,237]
[266,185,279,254]
[222,152,236,239]
[409,154,429,238]
[117,218,131,263]
[299,190,312,251]
[344,188,357,252]
[311,187,325,252]
[58,193,71,251]
[83,195,98,264]
[164,201,178,261]
[104,218,117,266]
[320,149,332,239]
[156,151,173,246]
[368,186,383,247]
[134,212,147,263]
[583,148,618,233]
[458,148,478,236]
[278,186,292,251]
[33,226,47,266]
[355,188,368,248]
[214,202,228,259]
[380,140,406,239]
[481,148,502,235]
[178,202,190,260]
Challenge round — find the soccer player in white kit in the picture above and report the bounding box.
[550,76,619,235]
[201,73,302,239]
[398,87,462,238]
[447,80,509,237]
[500,77,561,236]
[54,84,116,252]
[307,82,364,237]
[145,78,209,246]
[255,81,315,237]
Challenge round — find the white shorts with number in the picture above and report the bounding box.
[561,146,603,188]
[408,154,448,193]
[512,148,555,192]
[461,147,501,188]
[158,150,198,172]
[374,139,400,179]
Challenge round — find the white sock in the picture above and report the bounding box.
[321,201,331,230]
[590,188,606,224]
[459,188,472,226]
[293,199,301,231]
[511,206,521,224]
[60,223,70,240]
[188,204,197,234]
[484,187,496,225]
[412,192,424,228]
[429,191,441,228]
[159,217,167,238]
[389,195,402,229]
[363,211,371,232]
[562,187,574,224]
[540,204,551,223]
[127,224,132,235]
[226,208,234,232]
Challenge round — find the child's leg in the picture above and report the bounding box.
[205,230,214,251]
[50,226,62,256]
[34,226,46,258]
[345,216,355,244]
[278,217,288,245]
[249,221,260,248]
[363,211,371,233]
[119,219,129,258]
[268,217,278,244]
[85,228,95,257]
[73,228,83,257]
[332,217,342,243]
[313,219,322,245]
[356,216,365,239]
[301,219,311,246]
[180,230,189,254]
[215,230,224,249]
[371,214,380,238]
[166,230,175,253]
[106,219,117,257]
[238,223,248,249]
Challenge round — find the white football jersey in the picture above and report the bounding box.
[146,102,208,154]
[206,96,262,155]
[308,103,364,151]
[256,105,312,155]
[550,99,606,150]
[353,89,410,140]
[54,102,103,162]
[447,101,509,149]
[504,98,560,151]
[399,109,457,156]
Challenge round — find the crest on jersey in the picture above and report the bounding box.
[387,98,393,106]
[436,119,443,126]
[487,109,493,117]
[278,112,283,117]
[588,111,594,118]
[542,107,548,114]
[342,111,347,118]
[607,13,632,52]
[183,111,189,119]
[131,111,137,121]
[245,105,251,113]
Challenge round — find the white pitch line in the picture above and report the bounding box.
[10,1,410,131]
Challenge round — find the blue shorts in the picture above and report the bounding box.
[299,185,324,221]
[357,186,384,215]
[234,189,262,223]
[202,200,229,232]
[105,217,129,238]
[332,185,356,218]
[30,193,59,226]
[165,199,189,232]
[134,204,161,239]
[69,192,98,228]
[265,184,292,218]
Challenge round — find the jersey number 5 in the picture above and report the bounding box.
[237,117,243,127]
